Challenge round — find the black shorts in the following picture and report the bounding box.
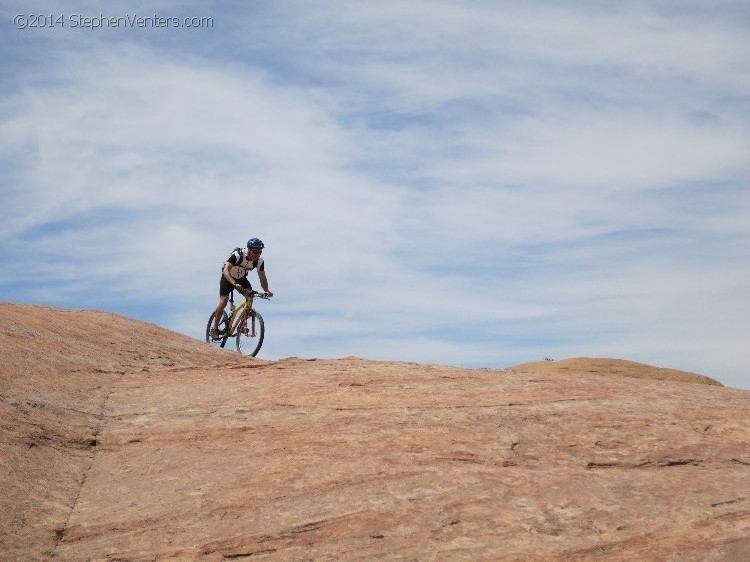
[220,275,252,297]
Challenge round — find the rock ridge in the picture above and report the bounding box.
[1,303,749,561]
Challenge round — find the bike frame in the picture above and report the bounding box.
[226,291,257,337]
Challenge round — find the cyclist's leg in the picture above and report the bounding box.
[237,276,252,294]
[214,277,234,331]
[213,296,228,330]
[234,277,253,335]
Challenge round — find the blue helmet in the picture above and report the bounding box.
[247,238,265,249]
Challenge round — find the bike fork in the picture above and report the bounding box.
[243,314,256,337]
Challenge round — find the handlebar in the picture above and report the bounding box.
[240,289,271,300]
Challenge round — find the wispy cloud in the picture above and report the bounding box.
[1,1,749,388]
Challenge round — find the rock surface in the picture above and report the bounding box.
[2,302,750,561]
[510,357,724,386]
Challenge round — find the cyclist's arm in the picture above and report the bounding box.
[257,270,273,296]
[222,263,240,286]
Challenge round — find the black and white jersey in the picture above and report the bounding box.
[226,248,265,280]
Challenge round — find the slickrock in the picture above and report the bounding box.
[510,357,723,386]
[2,303,749,561]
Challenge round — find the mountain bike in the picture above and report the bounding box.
[205,289,270,356]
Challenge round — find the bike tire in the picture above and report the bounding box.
[206,310,230,348]
[236,310,265,357]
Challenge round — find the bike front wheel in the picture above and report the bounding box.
[206,310,229,348]
[236,310,265,356]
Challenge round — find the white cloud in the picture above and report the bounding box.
[2,1,749,389]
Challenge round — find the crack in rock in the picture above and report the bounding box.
[586,458,703,470]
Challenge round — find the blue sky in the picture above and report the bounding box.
[2,1,749,389]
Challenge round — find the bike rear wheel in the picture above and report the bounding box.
[236,310,265,356]
[206,310,230,348]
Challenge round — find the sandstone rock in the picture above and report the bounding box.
[2,303,749,560]
[509,357,723,386]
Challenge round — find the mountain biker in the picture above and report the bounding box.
[210,238,273,340]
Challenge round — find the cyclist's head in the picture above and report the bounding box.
[247,238,265,250]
